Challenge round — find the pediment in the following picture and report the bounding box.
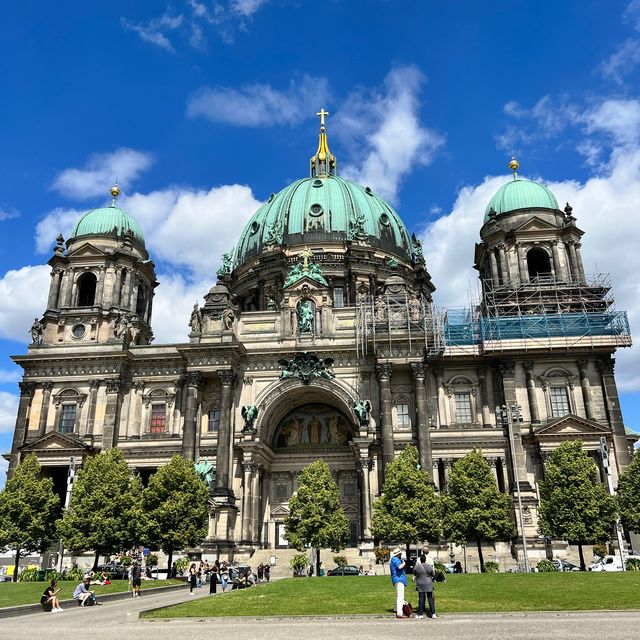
[270,504,290,516]
[20,431,93,452]
[66,242,107,258]
[513,216,558,233]
[534,414,611,438]
[283,275,328,292]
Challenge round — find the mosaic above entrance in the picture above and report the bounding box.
[273,404,352,448]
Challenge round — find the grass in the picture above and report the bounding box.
[0,579,186,608]
[141,573,640,618]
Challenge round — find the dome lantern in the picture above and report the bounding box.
[310,108,337,178]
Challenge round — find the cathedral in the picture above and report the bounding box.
[5,113,635,567]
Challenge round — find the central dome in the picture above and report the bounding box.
[71,205,145,246]
[235,175,412,266]
[484,178,559,222]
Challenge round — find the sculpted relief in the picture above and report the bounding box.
[274,404,352,448]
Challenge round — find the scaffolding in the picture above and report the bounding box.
[355,274,632,357]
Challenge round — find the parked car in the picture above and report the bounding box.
[589,555,624,572]
[555,559,580,572]
[327,564,359,576]
[96,563,129,580]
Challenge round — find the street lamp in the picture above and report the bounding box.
[499,404,530,573]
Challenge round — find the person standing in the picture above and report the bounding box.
[189,563,197,594]
[210,562,219,594]
[413,553,437,619]
[131,560,142,598]
[390,547,408,618]
[264,564,270,583]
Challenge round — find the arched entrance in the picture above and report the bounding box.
[253,380,364,550]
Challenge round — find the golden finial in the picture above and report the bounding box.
[110,181,121,206]
[311,109,336,178]
[509,155,519,179]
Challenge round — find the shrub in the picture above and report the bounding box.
[333,555,348,567]
[18,567,40,582]
[537,559,558,572]
[374,547,390,564]
[626,557,640,571]
[175,557,190,576]
[432,562,447,582]
[593,543,607,559]
[146,553,159,568]
[290,553,308,576]
[119,555,133,567]
[483,561,499,573]
[45,570,61,582]
[65,567,84,582]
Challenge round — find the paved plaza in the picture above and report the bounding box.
[1,587,639,640]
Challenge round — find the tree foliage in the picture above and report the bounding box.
[372,445,441,546]
[538,440,617,570]
[58,449,141,565]
[0,454,60,581]
[284,460,350,570]
[141,455,209,571]
[617,452,640,533]
[441,450,514,571]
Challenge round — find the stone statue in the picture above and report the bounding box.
[216,252,234,278]
[265,222,283,246]
[194,458,214,487]
[412,233,424,261]
[266,295,277,311]
[114,312,130,342]
[222,306,235,331]
[29,318,44,345]
[353,399,372,428]
[241,405,259,433]
[308,262,329,286]
[284,263,303,288]
[189,302,203,334]
[297,300,314,333]
[349,212,367,240]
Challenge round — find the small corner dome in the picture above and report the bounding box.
[70,205,145,246]
[484,178,559,222]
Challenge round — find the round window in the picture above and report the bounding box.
[379,213,390,226]
[309,204,323,217]
[365,186,373,195]
[72,324,86,338]
[250,221,260,234]
[268,193,275,203]
[312,179,323,187]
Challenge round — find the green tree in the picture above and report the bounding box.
[372,445,441,557]
[617,452,640,534]
[141,455,209,572]
[58,449,142,569]
[441,450,515,572]
[538,440,617,570]
[0,454,60,581]
[284,460,350,575]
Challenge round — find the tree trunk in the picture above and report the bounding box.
[92,550,100,572]
[577,543,586,571]
[316,548,321,577]
[477,540,485,573]
[13,549,20,583]
[167,545,173,574]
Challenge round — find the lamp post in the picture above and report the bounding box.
[499,404,530,573]
[56,457,76,573]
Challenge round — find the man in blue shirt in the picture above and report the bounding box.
[389,547,408,618]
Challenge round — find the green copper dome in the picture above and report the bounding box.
[235,175,412,266]
[71,205,145,245]
[484,178,559,222]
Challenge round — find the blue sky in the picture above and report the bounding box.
[2,0,640,484]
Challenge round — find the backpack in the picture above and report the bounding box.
[402,601,414,617]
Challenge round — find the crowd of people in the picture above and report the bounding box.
[185,559,271,594]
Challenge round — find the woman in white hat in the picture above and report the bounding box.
[389,547,408,618]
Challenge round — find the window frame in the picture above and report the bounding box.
[149,402,167,433]
[59,403,77,434]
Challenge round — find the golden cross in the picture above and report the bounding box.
[316,108,330,127]
[301,246,313,271]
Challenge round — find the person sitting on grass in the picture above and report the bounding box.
[99,572,111,585]
[41,578,63,613]
[73,577,99,606]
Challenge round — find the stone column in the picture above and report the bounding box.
[434,367,448,428]
[113,267,123,306]
[121,269,132,309]
[8,382,36,477]
[181,372,204,462]
[213,369,236,498]
[85,379,100,436]
[47,269,62,310]
[130,381,144,437]
[516,244,529,284]
[432,460,441,492]
[551,240,566,282]
[63,268,75,307]
[497,243,509,285]
[523,362,540,424]
[375,363,394,469]
[357,456,373,540]
[172,377,184,436]
[577,360,595,420]
[101,379,123,450]
[240,459,254,542]
[477,367,492,428]
[250,464,262,542]
[130,275,139,310]
[95,267,106,307]
[597,358,631,471]
[489,250,500,286]
[37,381,53,436]
[487,457,500,486]
[574,242,586,282]
[411,363,433,478]
[442,459,453,490]
[567,241,579,281]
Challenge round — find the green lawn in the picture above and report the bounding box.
[142,573,640,618]
[0,579,186,608]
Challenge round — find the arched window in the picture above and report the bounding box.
[136,286,147,317]
[77,272,97,306]
[527,248,551,280]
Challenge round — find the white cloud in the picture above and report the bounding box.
[599,38,640,84]
[34,207,85,254]
[0,369,20,383]
[581,99,640,147]
[0,265,51,343]
[231,0,269,17]
[0,456,8,489]
[338,66,444,204]
[420,140,640,392]
[0,392,18,434]
[51,148,154,201]
[0,205,19,222]
[187,75,330,127]
[121,12,184,53]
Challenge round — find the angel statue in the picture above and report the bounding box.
[241,405,259,433]
[352,399,372,428]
